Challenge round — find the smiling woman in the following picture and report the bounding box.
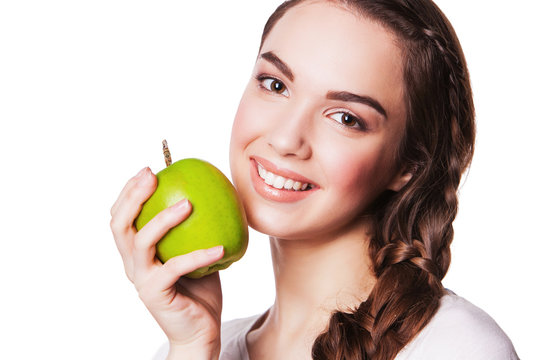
[230,2,410,244]
[109,0,520,359]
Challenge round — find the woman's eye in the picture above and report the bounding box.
[259,77,289,96]
[328,112,367,131]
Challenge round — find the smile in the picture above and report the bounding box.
[249,157,318,203]
[256,163,312,191]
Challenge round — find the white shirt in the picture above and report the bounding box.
[154,291,519,359]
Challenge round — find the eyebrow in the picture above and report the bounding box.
[260,51,387,119]
[326,91,388,119]
[260,51,295,82]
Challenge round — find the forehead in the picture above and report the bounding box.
[260,1,406,119]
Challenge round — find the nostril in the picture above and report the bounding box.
[268,137,312,159]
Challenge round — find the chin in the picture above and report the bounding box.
[244,204,334,241]
[243,203,304,240]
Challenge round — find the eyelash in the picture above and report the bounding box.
[255,74,368,132]
[327,111,369,131]
[256,74,289,96]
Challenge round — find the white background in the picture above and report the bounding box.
[0,1,538,358]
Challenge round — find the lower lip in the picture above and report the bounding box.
[249,159,318,203]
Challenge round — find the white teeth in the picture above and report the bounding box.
[256,163,312,191]
[273,176,286,189]
[257,164,266,178]
[264,172,275,186]
[284,179,294,190]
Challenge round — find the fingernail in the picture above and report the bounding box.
[171,198,190,211]
[136,167,152,186]
[135,167,147,178]
[205,245,224,257]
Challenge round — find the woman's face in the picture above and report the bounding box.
[229,1,410,240]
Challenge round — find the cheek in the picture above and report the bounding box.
[229,91,274,188]
[230,95,256,152]
[230,91,275,151]
[320,139,394,203]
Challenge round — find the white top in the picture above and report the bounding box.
[154,291,519,359]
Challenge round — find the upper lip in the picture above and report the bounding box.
[251,155,319,188]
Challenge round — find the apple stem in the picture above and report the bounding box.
[162,139,172,167]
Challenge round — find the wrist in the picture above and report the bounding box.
[166,342,220,360]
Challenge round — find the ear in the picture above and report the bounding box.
[387,168,413,192]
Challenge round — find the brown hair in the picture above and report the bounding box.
[260,0,475,359]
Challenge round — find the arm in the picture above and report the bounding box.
[110,167,224,356]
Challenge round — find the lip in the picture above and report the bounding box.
[249,156,319,203]
[251,156,319,187]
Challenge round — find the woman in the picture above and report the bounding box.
[110,0,518,359]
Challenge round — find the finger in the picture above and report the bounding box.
[110,168,157,263]
[133,199,192,269]
[110,168,157,239]
[143,246,224,293]
[110,167,149,217]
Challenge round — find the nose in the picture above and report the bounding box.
[267,103,313,160]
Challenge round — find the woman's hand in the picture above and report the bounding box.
[110,167,224,359]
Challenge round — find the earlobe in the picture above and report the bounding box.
[388,170,413,192]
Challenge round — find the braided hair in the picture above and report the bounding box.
[260,0,475,358]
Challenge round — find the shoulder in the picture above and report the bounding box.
[152,342,168,360]
[221,314,261,344]
[220,313,263,360]
[151,314,262,360]
[397,291,519,360]
[434,291,508,338]
[222,314,262,331]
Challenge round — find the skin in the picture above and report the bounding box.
[110,168,224,359]
[110,1,411,359]
[229,2,410,358]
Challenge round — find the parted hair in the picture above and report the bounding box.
[259,0,475,359]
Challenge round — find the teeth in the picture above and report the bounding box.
[264,172,275,186]
[257,164,267,178]
[257,163,311,191]
[284,179,294,190]
[273,176,286,189]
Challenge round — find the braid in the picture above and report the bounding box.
[312,1,475,359]
[313,240,445,359]
[259,1,475,359]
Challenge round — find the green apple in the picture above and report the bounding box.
[135,157,248,279]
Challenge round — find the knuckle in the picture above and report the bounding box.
[191,249,206,263]
[110,216,129,235]
[162,255,178,270]
[152,207,181,229]
[109,217,121,233]
[174,249,205,269]
[164,255,186,273]
[124,187,139,203]
[162,208,181,225]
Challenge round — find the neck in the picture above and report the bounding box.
[270,226,375,329]
[247,223,376,359]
